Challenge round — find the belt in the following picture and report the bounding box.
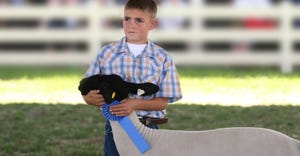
[139,117,168,126]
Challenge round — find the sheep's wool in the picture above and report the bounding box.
[111,111,300,156]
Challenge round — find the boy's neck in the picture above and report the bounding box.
[127,42,147,45]
[126,38,148,44]
[126,42,147,45]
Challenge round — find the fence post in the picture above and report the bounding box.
[280,2,293,73]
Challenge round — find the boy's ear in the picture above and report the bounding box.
[150,18,158,30]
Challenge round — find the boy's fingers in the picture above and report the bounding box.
[91,94,102,98]
[89,90,100,94]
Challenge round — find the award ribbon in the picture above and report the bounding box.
[102,100,150,154]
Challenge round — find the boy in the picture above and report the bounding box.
[82,0,182,155]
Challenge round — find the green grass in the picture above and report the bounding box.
[1,66,300,105]
[178,67,300,105]
[0,66,86,104]
[0,104,299,156]
[0,104,104,156]
[1,66,300,155]
[0,66,86,79]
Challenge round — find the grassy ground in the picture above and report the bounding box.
[178,67,300,105]
[1,66,300,155]
[0,104,104,156]
[0,66,86,104]
[1,104,299,156]
[1,66,300,105]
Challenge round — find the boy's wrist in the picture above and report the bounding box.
[132,99,141,110]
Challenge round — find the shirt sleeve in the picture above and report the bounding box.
[84,49,103,78]
[156,57,182,103]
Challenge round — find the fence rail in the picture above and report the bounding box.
[0,1,299,73]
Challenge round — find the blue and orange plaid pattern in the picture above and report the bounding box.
[85,37,182,118]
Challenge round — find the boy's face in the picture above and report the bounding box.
[123,9,156,44]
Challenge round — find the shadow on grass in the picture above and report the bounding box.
[0,104,105,156]
[177,66,300,78]
[1,66,300,80]
[1,104,300,156]
[0,66,86,80]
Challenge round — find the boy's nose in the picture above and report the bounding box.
[126,22,137,29]
[128,20,136,26]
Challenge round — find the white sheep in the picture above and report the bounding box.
[110,111,300,156]
[78,74,300,156]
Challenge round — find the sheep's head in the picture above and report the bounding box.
[78,74,159,104]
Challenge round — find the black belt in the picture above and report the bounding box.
[139,117,168,126]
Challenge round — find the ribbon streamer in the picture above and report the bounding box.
[102,101,150,154]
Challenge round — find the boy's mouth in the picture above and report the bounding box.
[127,32,137,36]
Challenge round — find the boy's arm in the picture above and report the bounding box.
[81,46,104,107]
[109,97,168,117]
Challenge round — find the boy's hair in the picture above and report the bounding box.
[125,0,157,18]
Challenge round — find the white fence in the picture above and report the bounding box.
[0,1,299,73]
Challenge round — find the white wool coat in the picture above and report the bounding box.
[111,111,300,156]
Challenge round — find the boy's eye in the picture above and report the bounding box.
[135,18,144,23]
[124,17,144,24]
[124,17,130,21]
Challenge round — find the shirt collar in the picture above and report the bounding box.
[116,37,156,58]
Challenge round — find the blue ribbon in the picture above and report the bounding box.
[102,100,150,154]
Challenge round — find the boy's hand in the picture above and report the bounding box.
[82,90,105,107]
[109,99,137,116]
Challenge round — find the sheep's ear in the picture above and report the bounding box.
[137,89,145,96]
[136,83,159,96]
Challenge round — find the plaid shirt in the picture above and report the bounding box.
[85,37,182,118]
